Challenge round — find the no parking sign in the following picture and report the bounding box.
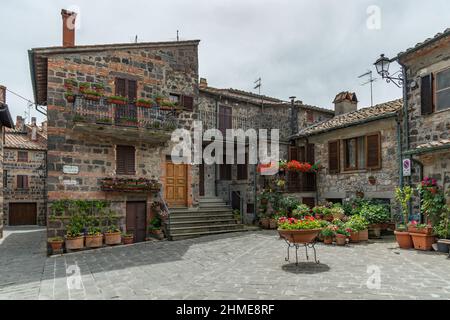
[403,159,411,177]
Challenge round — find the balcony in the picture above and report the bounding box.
[71,96,179,144]
[286,172,317,193]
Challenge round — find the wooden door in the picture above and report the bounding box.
[199,163,205,197]
[9,203,37,226]
[165,162,188,207]
[126,202,147,243]
[219,106,232,135]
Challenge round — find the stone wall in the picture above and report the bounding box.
[3,148,47,226]
[45,42,199,236]
[294,118,400,206]
[0,125,3,238]
[401,36,450,192]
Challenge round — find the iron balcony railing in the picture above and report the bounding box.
[73,96,179,131]
[286,172,317,192]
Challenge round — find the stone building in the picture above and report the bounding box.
[29,10,200,242]
[0,85,15,238]
[291,91,403,207]
[3,116,47,227]
[198,79,334,222]
[397,28,450,211]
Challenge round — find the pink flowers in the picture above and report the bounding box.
[422,177,437,187]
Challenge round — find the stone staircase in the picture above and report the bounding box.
[166,197,245,241]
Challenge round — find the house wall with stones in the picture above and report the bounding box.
[3,148,47,226]
[197,90,333,222]
[399,33,450,199]
[294,118,400,207]
[39,42,200,237]
[0,125,4,238]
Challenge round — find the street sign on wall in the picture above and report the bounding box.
[403,159,411,177]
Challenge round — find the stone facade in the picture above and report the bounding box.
[3,118,47,226]
[30,41,200,238]
[198,86,334,222]
[399,30,450,203]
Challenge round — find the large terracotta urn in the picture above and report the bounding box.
[278,229,322,244]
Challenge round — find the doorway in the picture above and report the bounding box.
[126,202,147,243]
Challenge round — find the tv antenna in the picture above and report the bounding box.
[254,77,263,110]
[358,70,377,107]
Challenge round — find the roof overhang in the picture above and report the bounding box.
[0,104,14,128]
[403,143,450,156]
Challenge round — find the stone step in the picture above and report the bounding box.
[198,197,227,204]
[198,203,230,208]
[170,227,246,241]
[168,223,244,235]
[170,207,233,214]
[168,218,237,228]
[168,213,235,222]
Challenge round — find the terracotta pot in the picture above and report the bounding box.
[65,236,84,250]
[107,98,127,105]
[104,232,122,245]
[49,240,64,251]
[66,95,75,103]
[394,231,413,249]
[136,102,152,108]
[269,219,278,230]
[358,229,369,241]
[85,94,101,102]
[410,233,436,251]
[85,234,103,248]
[323,236,333,245]
[122,236,134,245]
[260,218,270,229]
[151,230,164,240]
[335,234,347,246]
[314,214,323,220]
[324,216,334,222]
[350,232,360,243]
[278,229,322,244]
[408,226,433,235]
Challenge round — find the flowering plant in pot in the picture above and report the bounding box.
[136,98,154,108]
[91,83,105,93]
[417,177,447,227]
[104,225,122,245]
[360,203,391,239]
[330,204,345,221]
[79,82,90,93]
[122,232,134,245]
[292,204,312,219]
[107,95,128,105]
[321,225,336,245]
[65,92,76,103]
[148,217,164,240]
[85,226,103,249]
[83,89,102,102]
[64,79,78,91]
[345,215,369,243]
[278,216,323,244]
[65,215,85,251]
[335,226,351,246]
[48,237,64,253]
[407,221,433,235]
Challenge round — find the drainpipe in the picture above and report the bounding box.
[396,117,403,188]
[412,158,424,223]
[214,96,220,197]
[398,61,410,185]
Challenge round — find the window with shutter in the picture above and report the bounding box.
[436,68,450,111]
[115,78,137,102]
[115,78,126,97]
[366,133,381,169]
[219,106,232,134]
[17,175,29,189]
[421,74,434,115]
[18,151,28,162]
[328,140,340,173]
[116,145,136,175]
[127,80,137,102]
[182,95,194,111]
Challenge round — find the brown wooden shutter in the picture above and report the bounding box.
[421,74,434,115]
[328,140,340,174]
[116,145,135,175]
[298,146,306,162]
[219,106,232,134]
[115,78,126,97]
[237,152,248,180]
[306,144,315,163]
[182,95,194,111]
[127,80,137,102]
[17,175,28,189]
[366,133,381,169]
[289,146,299,161]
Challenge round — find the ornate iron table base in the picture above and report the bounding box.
[284,239,320,265]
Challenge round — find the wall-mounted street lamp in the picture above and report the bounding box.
[374,54,404,88]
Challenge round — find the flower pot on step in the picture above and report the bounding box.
[335,234,347,246]
[350,232,360,243]
[49,240,64,253]
[65,236,84,250]
[410,233,436,251]
[358,229,369,241]
[104,232,122,245]
[122,236,134,245]
[85,234,103,248]
[394,231,413,249]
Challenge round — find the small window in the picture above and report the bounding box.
[344,136,367,171]
[182,95,194,111]
[169,94,180,105]
[116,145,136,175]
[17,175,29,189]
[436,68,450,111]
[3,170,7,188]
[18,151,28,162]
[115,78,137,102]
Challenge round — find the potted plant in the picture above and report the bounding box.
[85,226,103,249]
[321,225,335,245]
[330,204,345,221]
[48,237,64,253]
[394,186,414,249]
[160,100,177,110]
[107,95,128,105]
[65,92,76,103]
[104,225,122,245]
[360,203,390,239]
[92,83,105,93]
[277,216,323,244]
[435,207,450,253]
[83,89,102,102]
[122,233,134,245]
[154,94,164,106]
[65,215,85,251]
[136,98,153,108]
[233,210,241,224]
[269,215,278,229]
[407,221,433,235]
[346,215,369,243]
[312,205,329,220]
[410,231,436,251]
[64,79,78,91]
[117,116,138,126]
[79,82,90,93]
[148,217,164,240]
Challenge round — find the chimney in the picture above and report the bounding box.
[199,78,208,89]
[333,91,358,116]
[61,9,77,47]
[42,121,48,134]
[0,85,6,104]
[16,116,25,132]
[31,117,37,141]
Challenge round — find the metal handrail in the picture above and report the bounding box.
[158,191,172,240]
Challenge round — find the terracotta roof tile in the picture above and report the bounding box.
[397,28,450,59]
[4,130,47,150]
[294,98,403,137]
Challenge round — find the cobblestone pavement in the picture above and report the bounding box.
[1,229,450,300]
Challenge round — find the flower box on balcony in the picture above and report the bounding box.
[116,117,138,126]
[107,96,128,105]
[79,82,90,93]
[65,93,75,103]
[100,178,162,193]
[64,79,78,91]
[136,99,153,108]
[83,90,102,102]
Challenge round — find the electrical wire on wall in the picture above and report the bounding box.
[5,88,47,116]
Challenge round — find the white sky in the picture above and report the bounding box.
[0,0,449,124]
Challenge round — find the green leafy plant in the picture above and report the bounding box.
[66,214,85,238]
[359,203,391,225]
[417,177,447,226]
[312,205,332,218]
[345,215,369,232]
[148,217,162,231]
[330,204,345,220]
[321,225,336,237]
[395,186,413,227]
[48,237,64,242]
[292,204,312,219]
[277,216,322,230]
[92,83,105,90]
[108,95,128,103]
[136,98,154,105]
